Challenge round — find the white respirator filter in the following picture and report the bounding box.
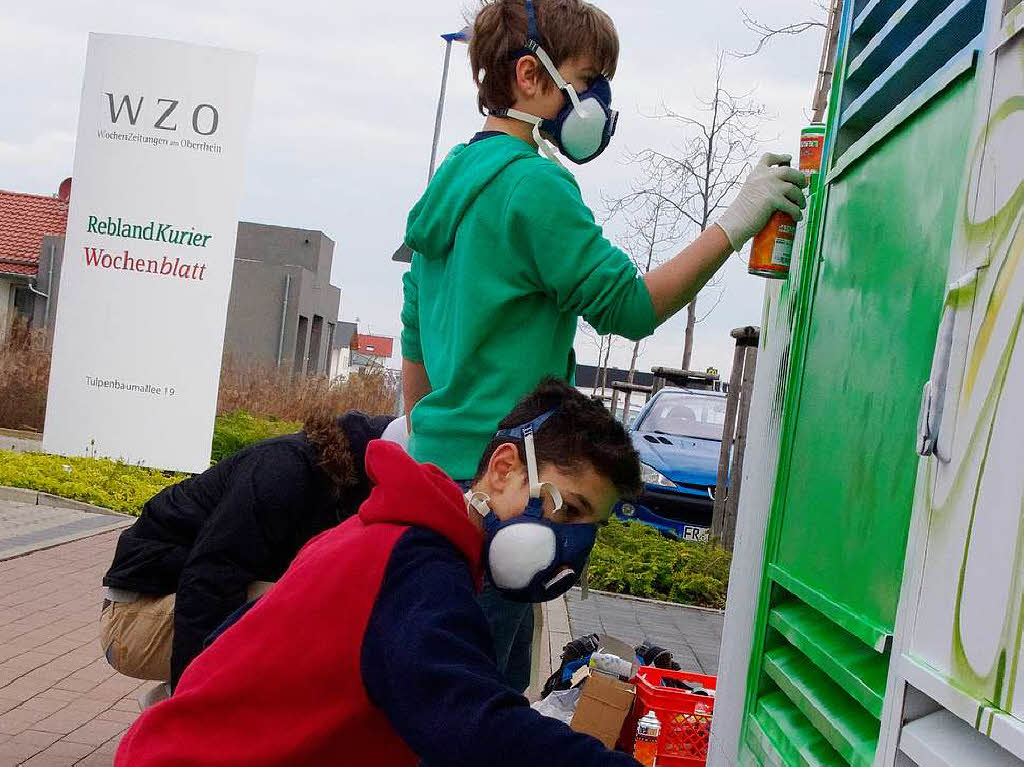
[487,523,557,589]
[560,97,607,160]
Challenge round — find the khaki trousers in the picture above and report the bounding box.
[99,581,275,681]
[99,594,175,681]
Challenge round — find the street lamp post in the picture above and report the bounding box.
[392,27,470,263]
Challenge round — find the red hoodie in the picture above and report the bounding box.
[115,440,481,766]
[115,441,638,767]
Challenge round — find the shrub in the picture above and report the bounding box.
[0,450,183,515]
[0,412,303,515]
[0,342,398,434]
[211,411,300,463]
[587,519,732,607]
[216,356,397,421]
[0,323,50,432]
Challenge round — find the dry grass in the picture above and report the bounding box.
[215,355,398,420]
[0,337,398,434]
[0,322,50,432]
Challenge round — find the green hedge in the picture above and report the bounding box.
[0,411,301,515]
[0,451,183,515]
[588,519,731,607]
[210,411,300,463]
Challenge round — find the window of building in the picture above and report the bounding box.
[293,315,309,375]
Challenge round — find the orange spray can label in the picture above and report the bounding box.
[634,710,661,766]
[749,154,797,280]
[799,123,826,185]
[749,211,796,278]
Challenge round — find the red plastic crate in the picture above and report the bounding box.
[619,667,717,766]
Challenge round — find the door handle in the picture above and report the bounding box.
[917,270,977,458]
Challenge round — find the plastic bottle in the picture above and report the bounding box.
[633,709,661,766]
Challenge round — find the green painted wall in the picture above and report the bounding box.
[772,74,979,634]
[737,30,984,764]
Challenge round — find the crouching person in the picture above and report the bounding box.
[99,411,394,692]
[115,378,643,766]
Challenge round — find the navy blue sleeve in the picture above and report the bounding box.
[360,528,639,767]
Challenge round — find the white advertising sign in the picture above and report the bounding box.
[43,34,255,472]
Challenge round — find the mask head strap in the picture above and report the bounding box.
[525,0,540,43]
[516,0,583,114]
[465,489,492,519]
[494,109,563,166]
[495,410,563,509]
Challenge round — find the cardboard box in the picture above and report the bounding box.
[569,669,636,748]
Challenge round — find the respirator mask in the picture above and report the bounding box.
[492,0,618,166]
[466,410,597,603]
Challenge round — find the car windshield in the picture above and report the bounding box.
[637,392,727,440]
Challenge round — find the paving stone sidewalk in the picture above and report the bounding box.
[0,505,723,765]
[0,531,144,766]
[564,589,723,676]
[0,501,131,564]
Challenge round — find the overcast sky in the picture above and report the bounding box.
[2,0,823,377]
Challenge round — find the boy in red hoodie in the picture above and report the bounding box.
[116,378,646,766]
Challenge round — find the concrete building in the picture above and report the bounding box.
[349,333,394,372]
[1,180,346,377]
[227,222,341,376]
[329,321,358,380]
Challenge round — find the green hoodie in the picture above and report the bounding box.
[402,134,657,479]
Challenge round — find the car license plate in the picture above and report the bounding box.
[681,525,710,542]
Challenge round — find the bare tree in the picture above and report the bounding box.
[599,334,616,398]
[603,190,684,383]
[732,2,828,59]
[576,318,620,401]
[609,53,765,370]
[576,318,604,369]
[731,0,842,123]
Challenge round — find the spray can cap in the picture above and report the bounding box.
[640,710,661,727]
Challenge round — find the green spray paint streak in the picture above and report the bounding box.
[962,96,1024,397]
[925,95,1024,714]
[946,256,1024,710]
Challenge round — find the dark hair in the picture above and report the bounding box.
[468,0,619,115]
[473,377,642,498]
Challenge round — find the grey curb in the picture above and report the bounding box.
[0,485,131,518]
[568,586,725,614]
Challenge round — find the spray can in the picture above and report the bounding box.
[633,709,661,766]
[748,157,796,280]
[588,652,634,681]
[799,123,826,187]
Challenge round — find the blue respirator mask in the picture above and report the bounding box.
[466,411,598,603]
[493,0,618,166]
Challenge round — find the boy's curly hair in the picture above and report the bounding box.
[469,0,618,115]
[302,409,358,495]
[473,376,642,498]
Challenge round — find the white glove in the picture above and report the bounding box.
[716,153,809,251]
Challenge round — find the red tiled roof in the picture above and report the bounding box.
[0,190,69,278]
[0,262,37,276]
[351,333,394,358]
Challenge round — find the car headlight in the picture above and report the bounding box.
[641,462,675,488]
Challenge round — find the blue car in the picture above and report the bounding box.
[614,387,728,541]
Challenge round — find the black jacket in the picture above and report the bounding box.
[102,412,393,686]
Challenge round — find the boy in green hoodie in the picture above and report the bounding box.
[401,0,807,691]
